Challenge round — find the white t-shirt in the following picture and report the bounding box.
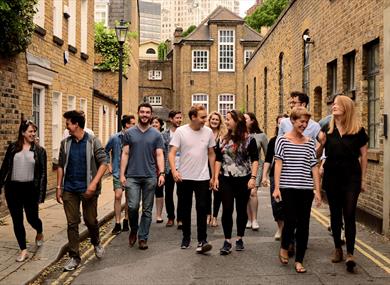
[170,124,215,180]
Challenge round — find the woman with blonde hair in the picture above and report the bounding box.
[317,95,368,272]
[206,111,227,227]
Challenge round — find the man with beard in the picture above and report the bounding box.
[120,103,165,250]
[162,110,183,228]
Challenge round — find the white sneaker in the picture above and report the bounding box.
[274,228,282,240]
[251,220,259,231]
[246,220,252,229]
[94,244,105,259]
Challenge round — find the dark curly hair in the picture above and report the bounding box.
[224,110,248,147]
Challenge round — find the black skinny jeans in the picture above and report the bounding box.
[164,171,183,221]
[326,188,360,254]
[280,188,314,263]
[206,190,222,218]
[220,175,251,239]
[5,181,43,250]
[178,180,210,242]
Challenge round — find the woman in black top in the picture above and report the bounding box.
[0,120,47,262]
[317,95,368,272]
[262,114,288,240]
[213,110,259,255]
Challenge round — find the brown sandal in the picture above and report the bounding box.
[279,249,289,265]
[295,262,307,273]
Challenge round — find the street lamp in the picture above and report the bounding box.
[115,19,128,131]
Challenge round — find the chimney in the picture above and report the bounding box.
[174,27,183,43]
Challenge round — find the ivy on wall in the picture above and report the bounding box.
[0,0,37,56]
[158,42,167,60]
[94,22,137,73]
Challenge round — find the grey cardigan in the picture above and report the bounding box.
[58,133,107,194]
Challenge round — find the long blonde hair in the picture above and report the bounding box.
[206,111,227,140]
[328,95,362,135]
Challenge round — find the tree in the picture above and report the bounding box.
[245,0,289,32]
[158,42,167,60]
[0,0,38,56]
[182,25,196,37]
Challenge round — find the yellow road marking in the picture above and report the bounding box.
[311,208,390,274]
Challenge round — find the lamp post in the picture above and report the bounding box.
[115,19,128,132]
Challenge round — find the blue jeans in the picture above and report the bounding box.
[125,177,156,241]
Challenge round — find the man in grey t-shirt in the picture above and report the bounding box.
[120,103,165,250]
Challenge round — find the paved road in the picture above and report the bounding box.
[67,189,390,285]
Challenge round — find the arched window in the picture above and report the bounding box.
[263,67,268,133]
[279,52,284,114]
[302,30,310,99]
[146,48,156,54]
[313,86,322,122]
[253,77,257,114]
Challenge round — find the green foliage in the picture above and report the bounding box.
[0,0,37,56]
[245,0,289,31]
[182,25,197,37]
[158,42,168,60]
[94,22,137,72]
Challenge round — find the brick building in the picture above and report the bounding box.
[0,0,95,192]
[92,0,140,145]
[245,0,389,235]
[172,6,262,119]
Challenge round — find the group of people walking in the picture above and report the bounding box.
[0,92,368,274]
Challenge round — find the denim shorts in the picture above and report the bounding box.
[113,177,123,191]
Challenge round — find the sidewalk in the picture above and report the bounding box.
[0,177,116,285]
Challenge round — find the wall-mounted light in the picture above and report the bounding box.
[303,34,314,45]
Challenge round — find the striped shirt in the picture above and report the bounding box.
[274,136,318,190]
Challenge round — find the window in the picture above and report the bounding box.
[192,94,209,112]
[246,85,249,112]
[32,85,45,147]
[279,53,284,113]
[244,49,254,64]
[146,48,156,54]
[94,0,109,26]
[253,77,257,114]
[68,0,77,47]
[33,0,45,28]
[81,0,88,53]
[148,96,162,106]
[98,105,103,141]
[264,68,268,133]
[52,92,62,160]
[80,98,87,127]
[343,51,355,93]
[218,29,235,71]
[192,50,209,71]
[148,70,162,80]
[218,94,235,118]
[365,40,380,148]
[53,0,63,38]
[68,95,76,110]
[104,106,109,144]
[327,60,337,99]
[303,31,310,95]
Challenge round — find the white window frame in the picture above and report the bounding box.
[81,0,88,54]
[192,94,209,113]
[80,98,87,127]
[148,70,162,80]
[218,94,235,118]
[53,0,63,38]
[68,95,76,110]
[68,0,77,47]
[32,84,45,147]
[192,50,209,71]
[33,0,45,28]
[218,29,235,72]
[52,92,62,160]
[94,0,109,26]
[244,49,254,64]
[148,96,162,106]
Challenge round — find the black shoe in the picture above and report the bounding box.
[235,239,245,251]
[122,219,129,232]
[180,239,190,249]
[111,223,121,235]
[220,240,232,255]
[196,241,212,254]
[177,221,183,230]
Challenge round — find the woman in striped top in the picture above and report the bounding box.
[273,107,321,273]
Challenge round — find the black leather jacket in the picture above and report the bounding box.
[0,142,47,203]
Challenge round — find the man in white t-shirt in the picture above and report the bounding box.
[169,104,216,254]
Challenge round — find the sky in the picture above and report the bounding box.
[239,0,256,17]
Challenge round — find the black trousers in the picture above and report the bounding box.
[206,190,222,218]
[178,180,209,242]
[165,171,183,220]
[280,188,314,263]
[220,175,251,239]
[5,181,43,250]
[326,188,360,254]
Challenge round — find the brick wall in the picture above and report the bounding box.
[245,0,385,226]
